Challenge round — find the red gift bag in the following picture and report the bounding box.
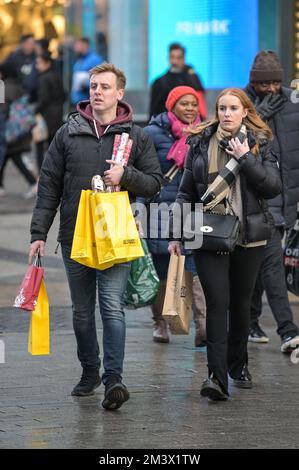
[13,255,44,311]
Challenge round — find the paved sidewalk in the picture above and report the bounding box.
[0,162,299,449]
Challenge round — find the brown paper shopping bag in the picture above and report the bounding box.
[162,254,193,334]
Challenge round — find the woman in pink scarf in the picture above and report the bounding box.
[143,86,206,346]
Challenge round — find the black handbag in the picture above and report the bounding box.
[183,210,240,254]
[200,211,240,253]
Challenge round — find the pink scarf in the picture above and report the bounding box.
[167,111,201,168]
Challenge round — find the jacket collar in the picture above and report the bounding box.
[189,123,264,149]
[67,112,133,137]
[148,112,171,130]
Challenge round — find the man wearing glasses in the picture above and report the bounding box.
[245,50,299,353]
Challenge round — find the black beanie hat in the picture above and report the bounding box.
[250,50,283,82]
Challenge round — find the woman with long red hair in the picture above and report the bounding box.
[169,88,282,401]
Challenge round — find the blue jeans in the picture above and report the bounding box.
[61,245,131,384]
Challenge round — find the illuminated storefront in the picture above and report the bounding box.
[0,0,295,117]
[0,0,65,60]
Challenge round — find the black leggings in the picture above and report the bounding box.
[193,245,265,394]
[0,152,36,187]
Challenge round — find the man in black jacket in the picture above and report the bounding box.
[0,34,35,92]
[245,50,299,353]
[149,43,207,119]
[29,63,163,410]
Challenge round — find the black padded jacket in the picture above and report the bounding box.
[30,112,163,245]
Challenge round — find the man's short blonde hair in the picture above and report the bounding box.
[89,62,126,89]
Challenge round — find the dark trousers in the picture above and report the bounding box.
[0,152,36,187]
[193,246,264,394]
[250,227,299,338]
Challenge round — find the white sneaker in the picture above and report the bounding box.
[23,184,38,199]
[0,187,6,197]
[281,335,299,353]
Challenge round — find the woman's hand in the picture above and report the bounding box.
[168,241,182,256]
[226,137,250,160]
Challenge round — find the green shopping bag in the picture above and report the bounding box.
[124,239,160,308]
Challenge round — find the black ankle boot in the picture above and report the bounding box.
[232,365,252,389]
[200,373,229,401]
[72,368,101,396]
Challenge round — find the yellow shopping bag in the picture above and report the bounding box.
[70,190,88,260]
[71,190,114,270]
[90,191,144,267]
[71,190,116,270]
[72,190,144,270]
[28,279,50,355]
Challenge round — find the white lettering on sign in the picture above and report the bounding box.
[176,20,230,36]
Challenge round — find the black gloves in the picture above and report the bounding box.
[256,93,286,120]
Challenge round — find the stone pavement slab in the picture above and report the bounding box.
[0,304,299,449]
[0,160,299,449]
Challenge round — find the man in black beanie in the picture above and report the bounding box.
[245,50,299,353]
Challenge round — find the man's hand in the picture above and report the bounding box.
[29,240,45,265]
[256,93,286,120]
[103,160,124,186]
[168,241,182,256]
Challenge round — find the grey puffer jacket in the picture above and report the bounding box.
[30,111,163,245]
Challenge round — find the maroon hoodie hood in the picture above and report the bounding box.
[76,100,133,137]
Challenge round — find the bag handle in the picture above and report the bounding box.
[33,251,42,267]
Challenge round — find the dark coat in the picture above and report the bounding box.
[143,112,183,255]
[30,112,163,245]
[175,124,282,245]
[149,65,205,117]
[245,85,299,228]
[1,49,35,92]
[35,66,65,137]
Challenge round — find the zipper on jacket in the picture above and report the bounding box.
[54,242,60,254]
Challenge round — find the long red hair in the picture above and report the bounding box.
[188,88,273,147]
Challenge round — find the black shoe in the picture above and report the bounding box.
[248,323,269,343]
[200,374,228,401]
[71,368,101,396]
[280,333,299,353]
[102,377,130,411]
[232,365,252,389]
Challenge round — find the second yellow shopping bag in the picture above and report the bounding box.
[28,279,50,355]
